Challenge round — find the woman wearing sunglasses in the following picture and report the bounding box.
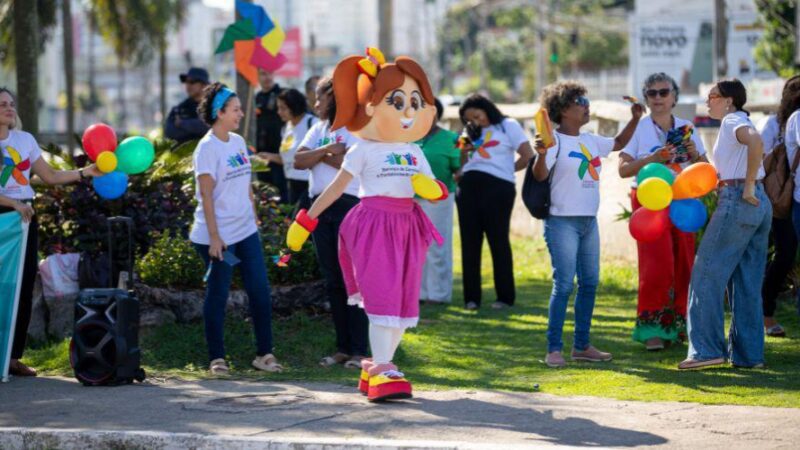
[618,73,708,351]
[533,81,643,367]
[679,79,770,370]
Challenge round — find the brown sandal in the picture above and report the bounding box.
[9,360,37,377]
[677,357,725,370]
[344,355,367,369]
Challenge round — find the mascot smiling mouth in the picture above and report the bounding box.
[400,118,415,129]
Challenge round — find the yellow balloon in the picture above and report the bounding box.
[96,151,118,173]
[637,177,673,211]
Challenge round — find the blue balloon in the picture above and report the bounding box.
[92,171,128,200]
[669,198,707,232]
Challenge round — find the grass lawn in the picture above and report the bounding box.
[24,236,800,408]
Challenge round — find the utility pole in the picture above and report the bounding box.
[714,0,728,78]
[62,0,75,154]
[379,0,394,58]
[535,0,546,94]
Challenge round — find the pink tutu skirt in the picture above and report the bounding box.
[338,196,442,328]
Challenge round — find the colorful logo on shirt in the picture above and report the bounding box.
[471,131,499,159]
[568,143,601,181]
[280,135,294,153]
[317,135,344,147]
[385,152,418,166]
[226,150,250,169]
[0,146,31,187]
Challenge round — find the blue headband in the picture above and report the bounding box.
[211,88,235,120]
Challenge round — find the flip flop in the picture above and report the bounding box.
[319,352,350,367]
[677,357,725,370]
[766,324,786,337]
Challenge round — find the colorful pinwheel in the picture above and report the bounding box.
[216,0,288,86]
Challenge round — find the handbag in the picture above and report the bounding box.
[763,141,800,219]
[521,138,560,219]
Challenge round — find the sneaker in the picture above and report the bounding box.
[545,351,566,368]
[465,301,479,310]
[491,301,511,310]
[571,346,612,362]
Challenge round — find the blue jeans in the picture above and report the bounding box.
[791,201,800,315]
[687,184,771,367]
[543,216,600,353]
[194,232,273,362]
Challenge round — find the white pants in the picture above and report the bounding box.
[417,196,455,302]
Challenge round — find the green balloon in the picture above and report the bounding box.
[637,163,674,185]
[115,136,155,175]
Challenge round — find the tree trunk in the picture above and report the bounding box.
[14,0,39,135]
[159,41,167,125]
[87,12,97,124]
[62,0,75,155]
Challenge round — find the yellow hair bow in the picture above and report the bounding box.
[357,47,386,78]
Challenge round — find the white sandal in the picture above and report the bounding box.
[252,353,284,373]
[209,358,230,376]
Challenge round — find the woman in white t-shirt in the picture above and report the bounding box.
[293,77,367,369]
[190,83,282,375]
[760,75,800,339]
[256,88,316,208]
[457,94,534,310]
[618,73,708,351]
[532,81,644,368]
[0,87,102,377]
[679,79,770,370]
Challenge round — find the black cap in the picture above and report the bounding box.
[179,67,210,84]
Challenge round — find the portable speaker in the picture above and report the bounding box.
[69,217,145,386]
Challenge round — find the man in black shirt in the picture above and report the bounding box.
[164,67,210,144]
[255,68,287,202]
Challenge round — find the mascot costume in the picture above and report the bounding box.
[286,47,446,402]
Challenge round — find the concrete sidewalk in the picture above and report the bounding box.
[1,376,798,449]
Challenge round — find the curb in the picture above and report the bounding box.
[0,427,523,450]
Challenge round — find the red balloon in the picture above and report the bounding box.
[82,123,117,161]
[629,208,670,242]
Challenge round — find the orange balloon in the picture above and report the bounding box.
[672,162,718,200]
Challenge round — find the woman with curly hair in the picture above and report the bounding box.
[457,94,534,310]
[190,82,282,375]
[759,75,800,338]
[618,73,708,351]
[532,81,643,368]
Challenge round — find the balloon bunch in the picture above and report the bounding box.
[81,124,155,200]
[629,162,719,242]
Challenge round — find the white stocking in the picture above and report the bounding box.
[369,324,396,365]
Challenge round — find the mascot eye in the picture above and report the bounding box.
[386,91,406,111]
[410,92,425,111]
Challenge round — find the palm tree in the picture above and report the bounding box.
[0,1,57,136]
[62,0,75,153]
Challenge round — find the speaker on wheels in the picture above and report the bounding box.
[70,217,145,386]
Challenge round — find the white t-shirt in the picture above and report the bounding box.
[190,132,258,246]
[279,113,317,181]
[757,114,781,155]
[461,118,529,183]
[298,120,360,197]
[712,111,765,181]
[341,140,434,198]
[784,110,800,201]
[0,130,42,200]
[545,131,615,217]
[622,116,706,188]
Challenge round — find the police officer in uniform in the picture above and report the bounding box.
[164,67,211,144]
[255,68,287,202]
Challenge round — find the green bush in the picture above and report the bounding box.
[137,230,205,289]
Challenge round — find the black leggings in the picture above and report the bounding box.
[0,206,38,360]
[456,171,516,306]
[310,194,368,356]
[763,216,797,317]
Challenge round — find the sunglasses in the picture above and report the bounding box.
[707,92,723,101]
[574,96,590,107]
[645,88,672,98]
